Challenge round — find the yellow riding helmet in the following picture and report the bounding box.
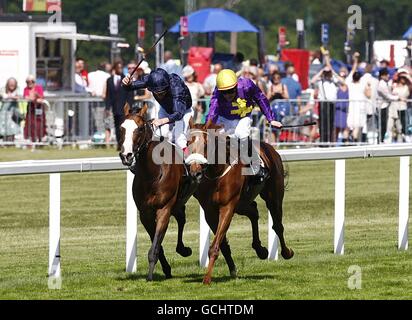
[216,69,238,91]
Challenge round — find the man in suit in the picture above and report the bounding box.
[105,61,128,150]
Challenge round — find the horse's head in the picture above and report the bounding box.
[186,119,222,181]
[119,103,152,167]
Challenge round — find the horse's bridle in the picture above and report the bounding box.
[128,120,154,170]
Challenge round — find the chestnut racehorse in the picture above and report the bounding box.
[187,121,294,284]
[119,103,195,281]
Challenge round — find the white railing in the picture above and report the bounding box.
[0,144,411,278]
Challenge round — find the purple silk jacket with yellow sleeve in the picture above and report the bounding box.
[207,77,276,123]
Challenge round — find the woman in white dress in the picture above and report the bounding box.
[346,71,367,142]
[390,74,410,142]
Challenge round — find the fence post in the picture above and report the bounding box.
[49,173,61,277]
[334,159,345,255]
[268,211,279,261]
[399,156,409,251]
[199,206,210,267]
[126,170,137,273]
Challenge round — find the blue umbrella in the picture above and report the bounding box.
[169,8,258,33]
[403,25,412,39]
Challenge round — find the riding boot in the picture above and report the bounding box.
[240,137,268,185]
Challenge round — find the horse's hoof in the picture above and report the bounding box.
[281,248,294,260]
[253,243,269,260]
[146,276,153,282]
[203,277,212,285]
[165,273,173,280]
[230,269,237,279]
[176,245,192,258]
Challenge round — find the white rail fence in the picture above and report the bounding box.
[0,144,410,278]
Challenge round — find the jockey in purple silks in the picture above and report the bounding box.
[207,69,283,182]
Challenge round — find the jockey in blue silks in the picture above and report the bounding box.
[123,68,194,152]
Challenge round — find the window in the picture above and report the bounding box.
[36,37,72,91]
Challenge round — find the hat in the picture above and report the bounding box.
[147,68,170,93]
[137,61,151,74]
[182,65,195,78]
[216,69,238,91]
[249,66,258,76]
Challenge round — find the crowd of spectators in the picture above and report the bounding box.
[1,48,412,147]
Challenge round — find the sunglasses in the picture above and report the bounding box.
[221,87,237,95]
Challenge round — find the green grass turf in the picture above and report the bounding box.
[0,147,411,299]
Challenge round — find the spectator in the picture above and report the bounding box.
[127,60,152,110]
[268,71,289,102]
[105,62,113,75]
[242,66,259,84]
[105,61,128,150]
[282,64,302,113]
[203,63,223,96]
[379,59,390,69]
[88,62,112,140]
[76,58,89,85]
[257,67,270,96]
[88,62,111,97]
[268,71,289,141]
[284,63,300,82]
[182,65,205,124]
[0,78,22,141]
[390,73,410,142]
[160,50,183,78]
[311,65,338,143]
[23,75,46,142]
[75,60,88,94]
[346,71,367,143]
[335,81,350,144]
[377,68,400,143]
[361,64,380,142]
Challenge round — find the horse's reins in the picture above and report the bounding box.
[128,121,153,170]
[129,119,176,169]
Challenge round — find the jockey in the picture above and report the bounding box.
[122,68,194,153]
[207,69,283,181]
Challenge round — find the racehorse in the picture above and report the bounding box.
[119,103,196,281]
[186,121,294,284]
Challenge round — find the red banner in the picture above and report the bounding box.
[138,19,146,40]
[281,49,310,90]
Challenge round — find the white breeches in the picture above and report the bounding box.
[216,116,252,139]
[155,106,194,149]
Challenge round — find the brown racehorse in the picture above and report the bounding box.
[187,121,294,284]
[119,103,194,281]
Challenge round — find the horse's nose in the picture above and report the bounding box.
[119,152,133,166]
